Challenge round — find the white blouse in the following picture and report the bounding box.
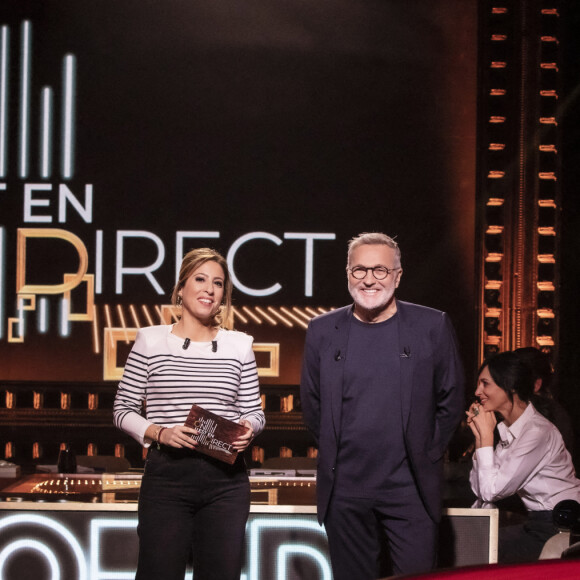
[470,403,580,511]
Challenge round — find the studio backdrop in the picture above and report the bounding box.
[0,0,477,385]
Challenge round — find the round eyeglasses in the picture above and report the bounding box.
[348,266,399,280]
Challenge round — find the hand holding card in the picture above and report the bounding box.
[184,404,250,464]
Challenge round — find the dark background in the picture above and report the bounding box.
[0,0,477,385]
[559,2,580,443]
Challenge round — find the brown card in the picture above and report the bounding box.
[184,404,250,464]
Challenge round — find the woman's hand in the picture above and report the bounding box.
[158,425,199,449]
[232,420,254,452]
[466,403,496,449]
[465,404,482,448]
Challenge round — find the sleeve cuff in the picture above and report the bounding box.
[474,446,494,468]
[120,413,152,447]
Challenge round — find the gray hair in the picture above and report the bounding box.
[347,232,401,267]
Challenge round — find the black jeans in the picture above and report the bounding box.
[499,510,558,564]
[136,446,250,580]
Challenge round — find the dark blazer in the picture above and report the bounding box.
[300,300,465,524]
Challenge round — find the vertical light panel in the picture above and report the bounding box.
[40,87,53,179]
[477,1,562,362]
[37,297,49,333]
[0,26,9,178]
[60,297,71,337]
[95,230,103,294]
[534,5,561,354]
[478,4,512,361]
[19,21,32,179]
[61,54,76,180]
[0,226,5,339]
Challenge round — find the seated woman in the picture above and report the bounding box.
[467,351,580,563]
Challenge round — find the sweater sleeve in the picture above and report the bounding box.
[237,334,266,436]
[113,329,154,447]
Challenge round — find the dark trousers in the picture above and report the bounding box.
[136,446,250,580]
[324,490,437,580]
[499,510,558,564]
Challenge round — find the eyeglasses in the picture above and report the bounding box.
[348,266,400,280]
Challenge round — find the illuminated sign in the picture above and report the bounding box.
[0,4,477,384]
[0,511,330,580]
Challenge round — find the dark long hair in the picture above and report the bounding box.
[513,347,553,393]
[479,351,536,404]
[513,346,555,421]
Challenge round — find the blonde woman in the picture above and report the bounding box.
[114,248,265,580]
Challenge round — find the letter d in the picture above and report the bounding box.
[17,228,89,294]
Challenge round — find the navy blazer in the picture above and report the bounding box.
[300,300,465,524]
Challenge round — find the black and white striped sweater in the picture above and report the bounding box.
[113,325,265,447]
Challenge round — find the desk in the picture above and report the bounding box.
[0,474,497,579]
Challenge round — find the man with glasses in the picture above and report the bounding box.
[300,232,465,579]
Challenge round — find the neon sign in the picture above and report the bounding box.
[0,511,330,580]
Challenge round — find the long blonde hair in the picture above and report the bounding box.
[171,248,233,329]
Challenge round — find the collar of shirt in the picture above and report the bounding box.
[497,402,534,448]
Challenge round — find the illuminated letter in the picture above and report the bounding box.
[58,183,93,223]
[247,517,329,580]
[227,232,282,297]
[90,517,138,580]
[0,539,60,578]
[278,544,332,580]
[0,513,88,580]
[175,231,219,281]
[23,183,52,223]
[95,229,103,294]
[16,228,88,294]
[284,233,336,297]
[116,230,165,294]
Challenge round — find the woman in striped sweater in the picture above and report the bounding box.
[114,247,265,580]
